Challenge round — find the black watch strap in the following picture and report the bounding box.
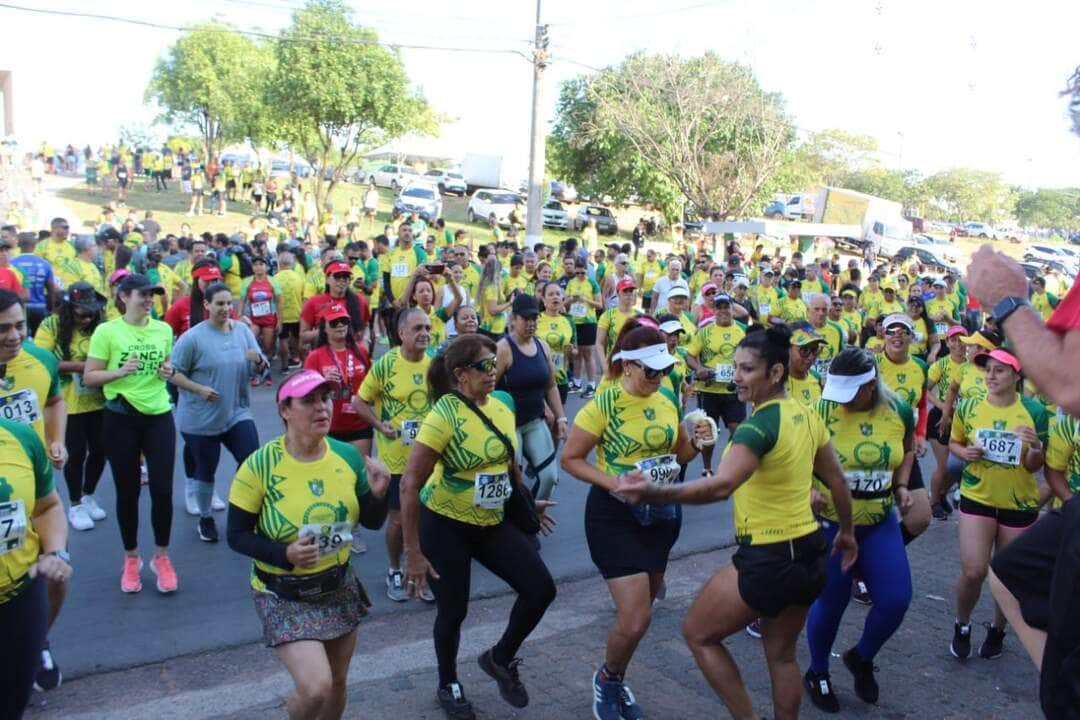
[992,296,1029,324]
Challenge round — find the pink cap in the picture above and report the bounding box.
[276,369,331,402]
[946,326,968,339]
[976,348,1021,373]
[109,268,131,286]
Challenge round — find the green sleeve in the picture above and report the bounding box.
[23,341,61,400]
[7,419,54,498]
[270,278,282,295]
[913,356,929,390]
[893,396,915,438]
[589,278,601,294]
[1021,396,1051,445]
[731,402,780,458]
[327,437,370,498]
[1048,293,1059,307]
[415,246,429,264]
[434,306,449,322]
[570,319,578,345]
[491,389,516,414]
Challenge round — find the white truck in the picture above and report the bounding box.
[461,153,524,195]
[779,192,816,220]
[812,186,912,258]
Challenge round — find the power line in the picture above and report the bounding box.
[0,2,529,55]
[548,0,728,27]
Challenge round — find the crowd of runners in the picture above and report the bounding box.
[0,150,1078,720]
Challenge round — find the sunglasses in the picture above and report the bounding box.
[466,356,497,373]
[327,317,349,328]
[633,361,671,379]
[797,345,821,357]
[885,327,910,337]
[331,273,351,280]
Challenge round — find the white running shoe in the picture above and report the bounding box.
[211,492,227,512]
[68,505,95,531]
[185,490,200,516]
[80,494,107,521]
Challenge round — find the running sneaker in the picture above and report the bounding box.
[745,618,763,639]
[81,494,107,520]
[386,569,408,602]
[568,379,581,393]
[592,669,624,720]
[852,579,872,605]
[842,647,879,704]
[478,649,528,707]
[616,683,644,720]
[263,375,273,387]
[979,624,1006,659]
[931,502,949,521]
[950,621,972,660]
[121,556,143,593]
[250,376,260,387]
[185,485,200,516]
[288,357,302,369]
[211,492,227,511]
[351,534,367,554]
[437,682,475,720]
[581,386,595,400]
[150,554,179,594]
[68,504,95,531]
[198,516,219,543]
[140,463,149,485]
[803,669,840,713]
[33,642,61,691]
[940,493,953,514]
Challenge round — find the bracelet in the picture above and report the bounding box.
[556,417,568,423]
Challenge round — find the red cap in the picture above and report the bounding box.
[324,260,351,276]
[320,303,350,323]
[616,277,636,293]
[192,264,223,281]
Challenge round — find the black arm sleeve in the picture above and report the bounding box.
[382,271,394,303]
[357,489,388,530]
[226,504,294,571]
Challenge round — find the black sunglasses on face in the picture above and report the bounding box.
[633,361,671,379]
[327,318,349,328]
[331,273,351,280]
[466,356,497,373]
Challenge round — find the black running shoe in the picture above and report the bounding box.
[941,493,953,513]
[979,625,1006,659]
[950,622,972,660]
[478,648,528,708]
[437,682,475,720]
[842,647,879,704]
[852,579,872,605]
[803,669,840,713]
[198,516,219,543]
[931,502,948,520]
[33,642,62,691]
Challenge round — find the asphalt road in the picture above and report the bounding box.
[48,375,748,679]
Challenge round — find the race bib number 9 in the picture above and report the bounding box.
[391,262,410,278]
[635,454,680,486]
[0,390,42,425]
[0,500,28,555]
[400,419,421,446]
[473,472,512,509]
[300,521,353,558]
[976,429,1021,466]
[845,470,891,494]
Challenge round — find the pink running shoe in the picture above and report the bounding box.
[121,556,143,593]
[150,554,178,594]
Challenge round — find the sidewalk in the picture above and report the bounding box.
[26,516,1040,720]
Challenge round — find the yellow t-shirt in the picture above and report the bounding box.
[34,239,75,270]
[810,321,846,377]
[597,307,643,356]
[951,394,1048,511]
[418,391,517,527]
[686,321,747,394]
[1046,414,1080,496]
[638,261,664,292]
[813,396,914,525]
[0,342,61,445]
[876,353,927,409]
[537,313,575,386]
[927,355,963,403]
[0,419,54,602]
[750,285,782,319]
[356,348,432,474]
[729,397,829,545]
[786,371,822,407]
[575,384,682,477]
[229,435,370,591]
[379,244,428,302]
[565,276,601,325]
[479,285,507,335]
[777,296,808,323]
[33,315,104,415]
[303,266,326,302]
[956,362,987,402]
[909,317,932,356]
[275,268,305,324]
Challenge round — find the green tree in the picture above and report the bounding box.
[793,129,879,188]
[145,22,266,165]
[923,168,1012,223]
[269,0,433,213]
[1015,188,1080,229]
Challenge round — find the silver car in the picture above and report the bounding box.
[542,199,569,229]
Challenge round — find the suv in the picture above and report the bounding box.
[467,188,522,227]
[960,221,997,239]
[573,205,618,235]
[392,183,442,223]
[368,164,420,190]
[423,169,467,196]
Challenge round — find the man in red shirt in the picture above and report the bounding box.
[0,237,26,298]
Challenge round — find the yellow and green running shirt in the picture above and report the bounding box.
[275,267,305,324]
[909,317,932,355]
[422,306,450,350]
[777,296,808,323]
[951,394,1049,512]
[810,321,846,377]
[786,371,822,407]
[1031,291,1058,321]
[876,353,927,409]
[34,239,75,269]
[839,310,864,339]
[230,435,370,592]
[813,396,914,526]
[538,313,575,386]
[1046,414,1080,495]
[686,321,747,394]
[928,355,964,403]
[926,297,959,333]
[503,273,529,300]
[859,288,884,314]
[379,244,428,302]
[87,317,174,416]
[638,260,664,292]
[653,308,695,347]
[728,397,829,545]
[867,298,905,319]
[955,361,988,402]
[597,307,643,356]
[749,284,782,319]
[480,285,507,335]
[0,418,54,603]
[574,384,681,478]
[356,348,432,474]
[418,390,517,527]
[565,276,602,325]
[34,315,104,415]
[0,341,61,445]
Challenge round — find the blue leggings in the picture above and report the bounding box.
[807,511,912,673]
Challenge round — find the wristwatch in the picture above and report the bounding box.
[991,296,1029,325]
[47,549,72,564]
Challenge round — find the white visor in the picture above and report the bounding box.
[882,313,914,332]
[821,368,876,403]
[658,320,685,335]
[612,343,678,371]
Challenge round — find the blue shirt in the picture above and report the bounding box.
[10,254,54,307]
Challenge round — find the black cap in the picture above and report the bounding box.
[64,282,107,312]
[713,293,733,306]
[511,293,540,318]
[116,273,165,295]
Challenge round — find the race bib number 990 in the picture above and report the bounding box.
[976,429,1021,465]
[473,472,512,509]
[635,454,680,486]
[300,521,352,558]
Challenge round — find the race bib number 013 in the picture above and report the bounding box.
[300,521,353,558]
[635,454,680,486]
[0,500,28,556]
[0,390,42,425]
[976,429,1021,466]
[473,472,512,509]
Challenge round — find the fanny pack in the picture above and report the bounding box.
[255,563,368,604]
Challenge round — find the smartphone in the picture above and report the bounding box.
[426,263,445,275]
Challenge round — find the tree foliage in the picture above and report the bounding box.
[1015,188,1080,229]
[145,22,266,164]
[921,168,1014,223]
[269,0,434,213]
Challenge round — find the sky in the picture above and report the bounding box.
[0,0,1078,188]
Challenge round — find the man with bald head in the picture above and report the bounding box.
[807,293,847,376]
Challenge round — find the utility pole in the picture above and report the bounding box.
[524,0,548,251]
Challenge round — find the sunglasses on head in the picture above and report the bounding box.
[327,317,349,328]
[633,361,671,379]
[466,356,497,373]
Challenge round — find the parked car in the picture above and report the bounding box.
[368,163,420,190]
[467,188,522,227]
[392,183,442,223]
[541,199,570,229]
[423,169,467,196]
[573,205,618,235]
[1019,262,1045,279]
[959,221,997,239]
[996,226,1025,242]
[892,246,959,275]
[550,181,577,203]
[1025,245,1079,274]
[763,200,785,219]
[269,160,313,178]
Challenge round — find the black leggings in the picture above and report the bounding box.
[103,408,177,550]
[64,409,106,503]
[420,505,556,686]
[0,577,47,719]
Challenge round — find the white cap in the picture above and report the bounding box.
[612,343,679,371]
[667,282,690,299]
[658,320,685,335]
[821,368,876,404]
[883,313,914,331]
[732,275,750,289]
